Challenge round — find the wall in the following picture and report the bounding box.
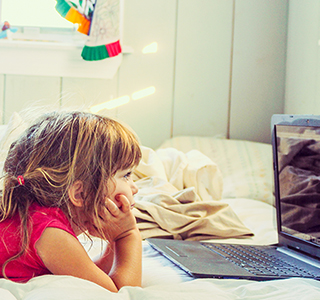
[285,0,320,114]
[0,0,288,149]
[230,0,287,142]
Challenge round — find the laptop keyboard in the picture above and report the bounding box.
[202,243,318,278]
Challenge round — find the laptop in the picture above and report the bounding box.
[147,114,320,281]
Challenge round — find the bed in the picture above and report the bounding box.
[1,112,320,299]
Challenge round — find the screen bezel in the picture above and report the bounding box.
[272,114,320,259]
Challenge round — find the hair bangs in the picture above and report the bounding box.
[111,127,142,174]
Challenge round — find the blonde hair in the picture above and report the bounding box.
[0,111,141,276]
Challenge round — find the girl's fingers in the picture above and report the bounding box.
[106,198,120,216]
[115,194,131,212]
[95,196,137,242]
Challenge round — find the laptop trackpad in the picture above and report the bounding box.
[164,243,247,277]
[165,243,227,260]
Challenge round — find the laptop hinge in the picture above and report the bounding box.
[277,247,320,269]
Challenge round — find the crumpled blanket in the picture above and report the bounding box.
[133,146,253,241]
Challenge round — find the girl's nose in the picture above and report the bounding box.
[131,181,139,195]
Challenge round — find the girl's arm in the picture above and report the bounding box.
[88,195,142,288]
[108,227,142,288]
[36,227,120,292]
[93,229,142,288]
[93,241,115,274]
[36,196,142,292]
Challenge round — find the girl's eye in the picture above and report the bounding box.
[124,172,132,180]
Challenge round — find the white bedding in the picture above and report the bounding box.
[0,115,320,299]
[2,273,320,300]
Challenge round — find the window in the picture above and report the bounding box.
[0,0,126,79]
[0,0,86,43]
[1,0,71,28]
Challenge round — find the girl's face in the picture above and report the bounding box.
[108,168,139,208]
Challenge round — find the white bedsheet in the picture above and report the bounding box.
[1,263,320,300]
[3,198,318,300]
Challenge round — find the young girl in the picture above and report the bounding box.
[0,111,142,292]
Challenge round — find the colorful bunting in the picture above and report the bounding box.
[55,0,122,61]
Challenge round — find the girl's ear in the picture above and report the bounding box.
[68,181,84,207]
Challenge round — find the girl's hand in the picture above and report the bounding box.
[87,194,137,242]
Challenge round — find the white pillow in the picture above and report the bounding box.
[158,136,274,206]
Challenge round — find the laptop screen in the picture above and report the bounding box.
[275,124,320,248]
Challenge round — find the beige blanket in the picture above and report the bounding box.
[133,147,253,241]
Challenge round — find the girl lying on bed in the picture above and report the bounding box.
[0,111,142,292]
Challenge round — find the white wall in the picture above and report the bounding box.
[285,0,320,114]
[230,0,287,142]
[0,0,288,149]
[173,0,233,138]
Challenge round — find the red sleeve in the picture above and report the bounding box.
[27,204,78,270]
[1,204,79,282]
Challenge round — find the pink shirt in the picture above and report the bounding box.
[0,203,77,282]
